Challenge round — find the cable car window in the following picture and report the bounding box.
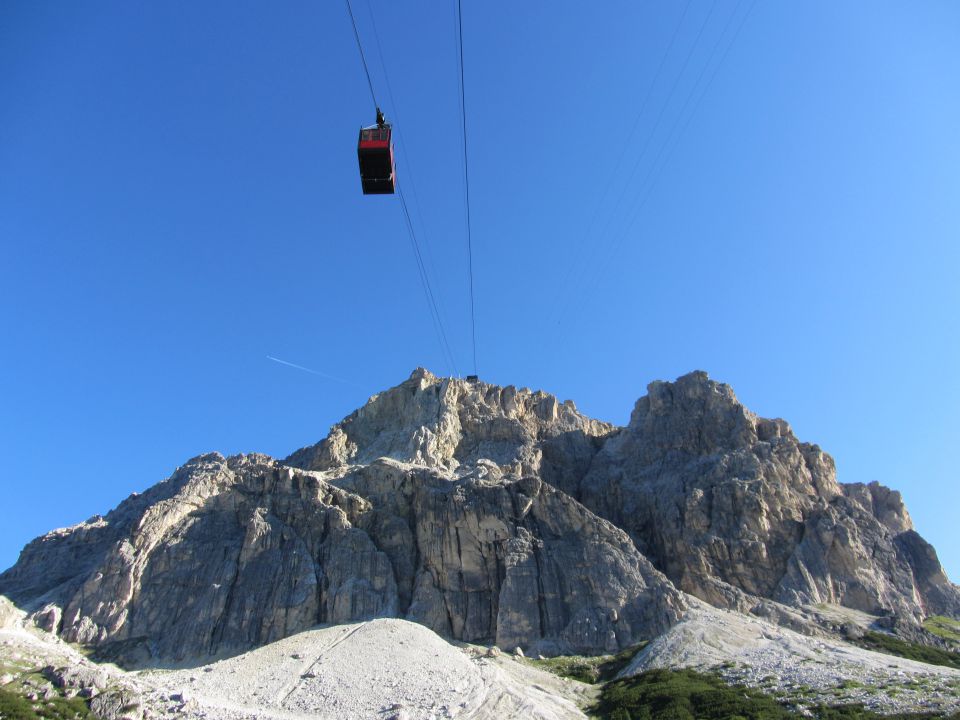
[361,128,391,142]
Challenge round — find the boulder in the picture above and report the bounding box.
[90,688,143,720]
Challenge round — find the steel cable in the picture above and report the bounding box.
[344,0,460,376]
[345,0,379,110]
[457,0,479,375]
[576,0,757,313]
[551,0,694,317]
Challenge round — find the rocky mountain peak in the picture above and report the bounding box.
[285,368,614,476]
[575,372,960,622]
[630,370,800,460]
[1,369,956,669]
[843,481,914,535]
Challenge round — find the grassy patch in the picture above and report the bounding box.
[0,661,31,676]
[812,708,959,720]
[0,688,92,720]
[590,668,795,719]
[838,679,864,690]
[923,616,960,645]
[588,669,960,720]
[855,631,960,670]
[526,643,646,684]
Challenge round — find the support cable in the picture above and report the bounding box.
[619,0,754,239]
[344,0,459,376]
[364,0,443,301]
[582,0,718,268]
[552,0,694,311]
[345,0,379,110]
[576,0,757,311]
[456,0,479,375]
[554,0,717,325]
[398,185,460,377]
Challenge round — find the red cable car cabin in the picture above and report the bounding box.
[357,124,396,194]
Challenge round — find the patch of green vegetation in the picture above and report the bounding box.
[838,679,864,690]
[855,631,960,670]
[526,643,646,684]
[923,616,960,645]
[0,661,31,676]
[812,707,959,720]
[0,688,92,720]
[589,668,795,719]
[588,669,960,720]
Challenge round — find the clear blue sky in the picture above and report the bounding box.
[2,2,958,582]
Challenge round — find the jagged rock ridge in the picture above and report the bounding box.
[0,368,956,666]
[576,372,960,621]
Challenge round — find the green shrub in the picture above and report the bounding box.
[923,616,960,645]
[812,706,959,720]
[0,688,92,720]
[590,668,794,719]
[527,643,647,684]
[855,631,960,670]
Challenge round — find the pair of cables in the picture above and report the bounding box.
[345,0,478,378]
[553,0,758,325]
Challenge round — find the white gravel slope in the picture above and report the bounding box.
[8,592,960,718]
[138,619,588,720]
[624,606,960,716]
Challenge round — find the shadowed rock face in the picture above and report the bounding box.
[1,454,393,661]
[0,368,956,665]
[577,371,960,620]
[333,460,683,656]
[0,448,683,663]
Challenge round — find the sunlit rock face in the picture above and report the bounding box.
[0,368,955,664]
[577,371,960,620]
[285,367,615,476]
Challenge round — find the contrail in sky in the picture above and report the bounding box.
[266,356,359,386]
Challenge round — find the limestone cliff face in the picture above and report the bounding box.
[577,371,960,620]
[0,391,682,662]
[285,367,614,475]
[329,459,683,656]
[1,454,392,661]
[0,368,956,665]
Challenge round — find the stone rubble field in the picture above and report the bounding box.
[4,593,960,719]
[625,604,960,716]
[138,619,589,720]
[1,599,588,720]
